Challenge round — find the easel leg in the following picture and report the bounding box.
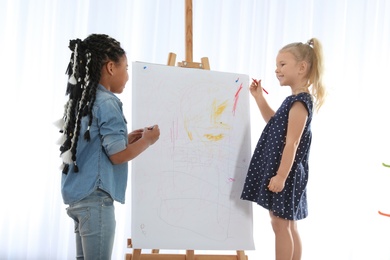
[237,250,246,260]
[132,249,142,260]
[186,250,194,260]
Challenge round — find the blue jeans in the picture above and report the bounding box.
[66,189,116,260]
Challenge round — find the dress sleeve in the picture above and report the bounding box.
[291,93,313,117]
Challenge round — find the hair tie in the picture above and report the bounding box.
[306,39,314,48]
[84,126,91,141]
[62,164,69,174]
[74,162,79,173]
[68,43,78,85]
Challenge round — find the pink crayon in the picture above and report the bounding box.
[252,78,268,94]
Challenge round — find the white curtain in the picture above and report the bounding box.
[1,0,389,259]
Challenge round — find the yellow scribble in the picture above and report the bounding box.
[212,100,228,124]
[183,119,193,140]
[187,131,193,140]
[204,133,224,141]
[183,99,231,141]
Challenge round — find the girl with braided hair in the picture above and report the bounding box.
[241,38,326,260]
[57,34,160,259]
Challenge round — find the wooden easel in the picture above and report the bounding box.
[126,1,247,259]
[126,239,247,260]
[167,0,210,70]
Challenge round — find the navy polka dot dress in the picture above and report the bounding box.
[241,93,313,220]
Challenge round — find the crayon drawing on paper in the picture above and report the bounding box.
[131,62,254,250]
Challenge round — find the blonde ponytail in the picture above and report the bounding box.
[280,38,326,111]
[308,38,326,111]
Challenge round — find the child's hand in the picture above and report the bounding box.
[250,78,264,98]
[268,174,286,193]
[128,128,144,144]
[143,125,160,145]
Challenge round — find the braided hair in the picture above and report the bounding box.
[58,34,126,174]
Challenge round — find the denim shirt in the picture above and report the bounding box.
[61,84,128,205]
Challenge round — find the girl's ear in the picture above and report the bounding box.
[103,61,115,76]
[299,61,309,75]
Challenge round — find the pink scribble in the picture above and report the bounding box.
[170,120,178,149]
[232,83,243,116]
[228,178,235,182]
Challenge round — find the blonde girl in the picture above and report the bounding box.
[241,38,325,260]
